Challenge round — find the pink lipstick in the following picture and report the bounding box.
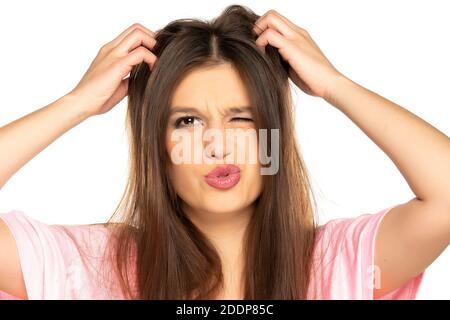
[204,164,241,190]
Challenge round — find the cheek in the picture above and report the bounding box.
[245,163,263,195]
[232,129,260,165]
[168,164,197,203]
[166,129,202,198]
[165,129,175,160]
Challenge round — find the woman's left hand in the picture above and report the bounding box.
[253,9,343,99]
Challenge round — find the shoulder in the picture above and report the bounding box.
[0,209,123,299]
[309,205,401,299]
[0,209,112,256]
[313,205,391,254]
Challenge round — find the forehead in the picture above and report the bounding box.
[170,63,252,113]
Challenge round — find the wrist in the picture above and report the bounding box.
[58,92,94,124]
[323,73,351,105]
[62,91,95,121]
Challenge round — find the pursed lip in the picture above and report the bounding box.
[204,164,241,178]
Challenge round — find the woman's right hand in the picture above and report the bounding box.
[68,23,157,117]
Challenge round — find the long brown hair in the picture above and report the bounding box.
[101,4,319,299]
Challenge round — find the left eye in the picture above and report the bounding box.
[231,117,253,122]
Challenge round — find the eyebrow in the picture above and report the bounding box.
[169,106,253,115]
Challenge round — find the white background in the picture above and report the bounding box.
[0,0,449,299]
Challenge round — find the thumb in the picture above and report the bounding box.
[102,77,130,113]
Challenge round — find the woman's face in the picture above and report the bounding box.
[165,63,263,216]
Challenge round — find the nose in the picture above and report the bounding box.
[203,127,232,161]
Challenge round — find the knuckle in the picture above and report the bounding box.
[131,22,142,29]
[298,28,309,36]
[131,27,145,37]
[109,59,120,70]
[135,46,148,56]
[99,43,110,53]
[265,28,276,37]
[100,42,110,52]
[130,27,140,35]
[265,11,278,24]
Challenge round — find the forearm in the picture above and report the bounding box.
[0,93,91,189]
[325,74,450,206]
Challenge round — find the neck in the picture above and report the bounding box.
[183,202,254,246]
[182,202,255,299]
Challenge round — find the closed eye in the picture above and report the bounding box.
[231,117,253,122]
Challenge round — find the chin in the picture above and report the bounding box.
[200,195,249,215]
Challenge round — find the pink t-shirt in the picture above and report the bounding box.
[0,204,425,300]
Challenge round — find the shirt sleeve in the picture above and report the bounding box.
[0,209,77,300]
[329,204,426,299]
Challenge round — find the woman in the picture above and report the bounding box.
[0,5,448,300]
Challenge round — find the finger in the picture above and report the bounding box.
[124,46,158,70]
[255,27,287,50]
[133,23,156,38]
[253,10,297,39]
[268,10,306,35]
[115,28,157,55]
[106,23,155,49]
